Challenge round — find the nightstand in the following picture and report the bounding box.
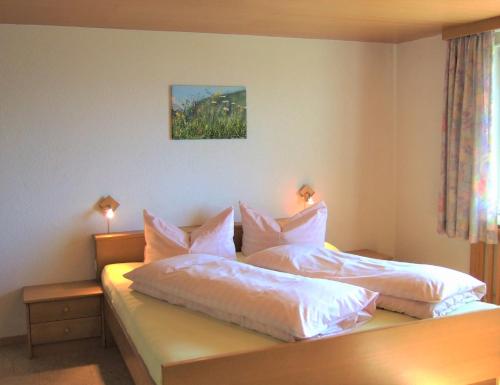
[23,280,104,358]
[347,249,394,261]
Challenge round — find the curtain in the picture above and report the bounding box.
[438,31,498,244]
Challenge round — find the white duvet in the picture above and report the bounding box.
[245,245,486,318]
[124,254,378,342]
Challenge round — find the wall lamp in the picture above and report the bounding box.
[98,195,119,233]
[298,185,315,206]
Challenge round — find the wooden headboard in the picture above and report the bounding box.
[93,223,243,280]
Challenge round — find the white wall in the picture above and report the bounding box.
[395,36,470,272]
[0,25,395,338]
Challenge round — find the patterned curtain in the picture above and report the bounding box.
[438,31,498,244]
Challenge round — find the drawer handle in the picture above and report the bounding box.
[64,328,70,334]
[63,306,70,313]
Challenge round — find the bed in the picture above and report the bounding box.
[94,225,500,385]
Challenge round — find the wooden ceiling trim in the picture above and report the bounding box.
[1,1,500,43]
[442,16,500,40]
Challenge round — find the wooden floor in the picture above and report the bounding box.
[0,338,134,385]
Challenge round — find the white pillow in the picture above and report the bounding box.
[239,201,327,255]
[143,207,236,263]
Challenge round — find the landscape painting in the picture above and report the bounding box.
[171,85,247,139]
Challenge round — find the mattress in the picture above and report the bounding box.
[102,262,498,385]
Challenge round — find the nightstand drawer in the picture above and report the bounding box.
[30,316,101,345]
[29,297,100,323]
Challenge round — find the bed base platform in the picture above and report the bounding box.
[104,292,500,385]
[104,295,156,385]
[96,229,500,385]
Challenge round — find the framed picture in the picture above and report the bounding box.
[171,85,247,139]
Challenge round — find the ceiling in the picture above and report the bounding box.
[0,0,499,43]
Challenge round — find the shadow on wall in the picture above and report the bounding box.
[321,44,395,254]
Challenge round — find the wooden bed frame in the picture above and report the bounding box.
[94,225,500,385]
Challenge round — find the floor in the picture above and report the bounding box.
[0,338,134,385]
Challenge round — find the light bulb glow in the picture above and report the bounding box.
[105,207,115,219]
